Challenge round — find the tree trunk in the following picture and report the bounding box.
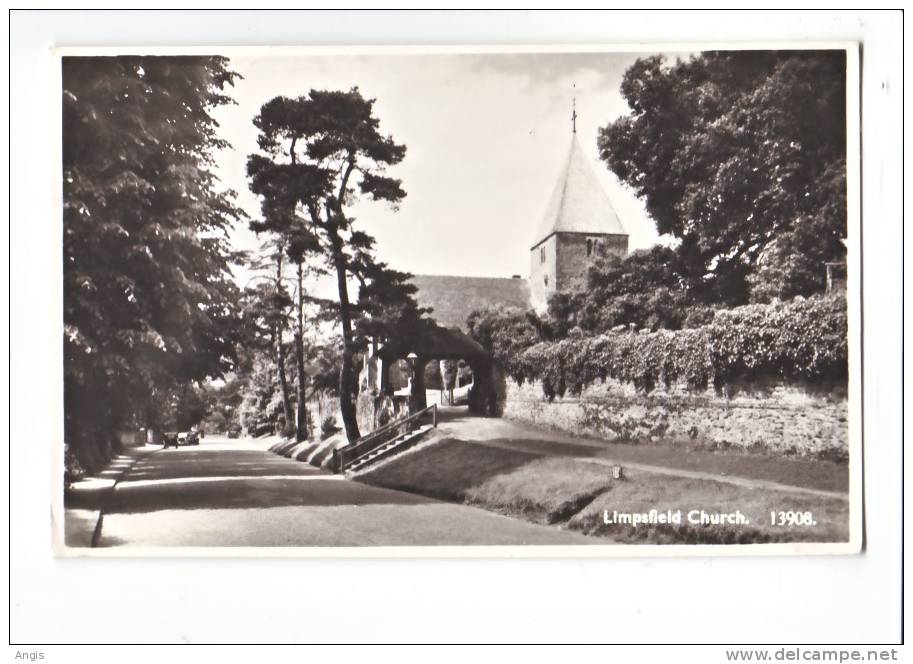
[329,234,361,443]
[294,259,309,442]
[274,325,294,436]
[274,252,294,436]
[411,357,428,411]
[324,161,361,444]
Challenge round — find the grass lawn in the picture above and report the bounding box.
[570,468,849,544]
[356,437,850,545]
[465,456,614,524]
[478,436,849,493]
[357,439,611,524]
[357,440,542,504]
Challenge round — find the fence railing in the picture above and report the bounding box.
[333,403,437,473]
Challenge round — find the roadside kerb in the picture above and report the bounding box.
[63,445,160,548]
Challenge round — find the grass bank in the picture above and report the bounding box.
[475,435,849,494]
[570,467,849,544]
[357,439,611,525]
[356,437,849,544]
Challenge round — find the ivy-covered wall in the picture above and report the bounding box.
[503,377,848,458]
[505,295,847,396]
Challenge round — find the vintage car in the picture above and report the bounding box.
[162,429,201,448]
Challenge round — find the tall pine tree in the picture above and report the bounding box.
[247,88,410,442]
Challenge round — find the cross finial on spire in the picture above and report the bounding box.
[572,96,577,134]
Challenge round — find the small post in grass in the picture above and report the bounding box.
[612,464,624,481]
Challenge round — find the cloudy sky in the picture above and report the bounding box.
[211,49,679,290]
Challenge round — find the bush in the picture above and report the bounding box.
[682,304,716,328]
[512,294,847,398]
[708,293,848,386]
[467,306,543,376]
[64,444,87,487]
[546,247,697,334]
[321,415,338,438]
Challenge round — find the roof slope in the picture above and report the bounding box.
[410,275,531,331]
[377,324,490,362]
[532,133,627,248]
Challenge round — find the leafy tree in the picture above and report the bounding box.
[244,212,319,440]
[162,383,209,431]
[745,227,835,303]
[63,56,244,472]
[238,352,286,437]
[547,246,692,334]
[200,369,248,434]
[238,234,340,441]
[423,361,443,390]
[247,88,408,442]
[439,360,460,391]
[305,338,344,396]
[467,306,544,375]
[239,242,297,436]
[233,331,344,438]
[599,50,847,303]
[353,262,432,350]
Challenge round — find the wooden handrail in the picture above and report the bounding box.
[334,403,437,473]
[347,403,436,457]
[347,410,415,451]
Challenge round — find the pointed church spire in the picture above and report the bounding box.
[530,129,628,249]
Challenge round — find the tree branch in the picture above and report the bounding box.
[335,153,356,210]
[289,136,297,165]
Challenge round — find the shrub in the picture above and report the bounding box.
[682,304,716,328]
[64,444,87,487]
[466,306,543,376]
[707,293,848,386]
[546,247,697,334]
[321,415,338,438]
[513,294,847,398]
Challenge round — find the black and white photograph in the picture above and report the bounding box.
[9,7,905,654]
[55,43,863,554]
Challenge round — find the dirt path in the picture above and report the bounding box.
[470,437,848,500]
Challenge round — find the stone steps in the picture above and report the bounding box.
[346,425,434,474]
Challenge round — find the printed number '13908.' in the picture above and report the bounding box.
[770,511,817,526]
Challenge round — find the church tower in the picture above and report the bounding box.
[529,106,629,311]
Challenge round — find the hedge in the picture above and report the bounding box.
[511,294,847,398]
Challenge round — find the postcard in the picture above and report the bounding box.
[55,44,862,556]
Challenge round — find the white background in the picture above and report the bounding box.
[7,8,905,654]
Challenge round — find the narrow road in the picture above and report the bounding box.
[95,436,592,547]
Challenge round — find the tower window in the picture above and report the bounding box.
[587,237,601,258]
[544,274,549,287]
[540,247,546,263]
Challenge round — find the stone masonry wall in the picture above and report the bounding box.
[529,234,558,311]
[555,233,628,293]
[502,376,848,457]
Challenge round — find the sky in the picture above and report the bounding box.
[210,49,679,292]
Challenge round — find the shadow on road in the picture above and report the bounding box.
[90,437,597,547]
[107,444,437,514]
